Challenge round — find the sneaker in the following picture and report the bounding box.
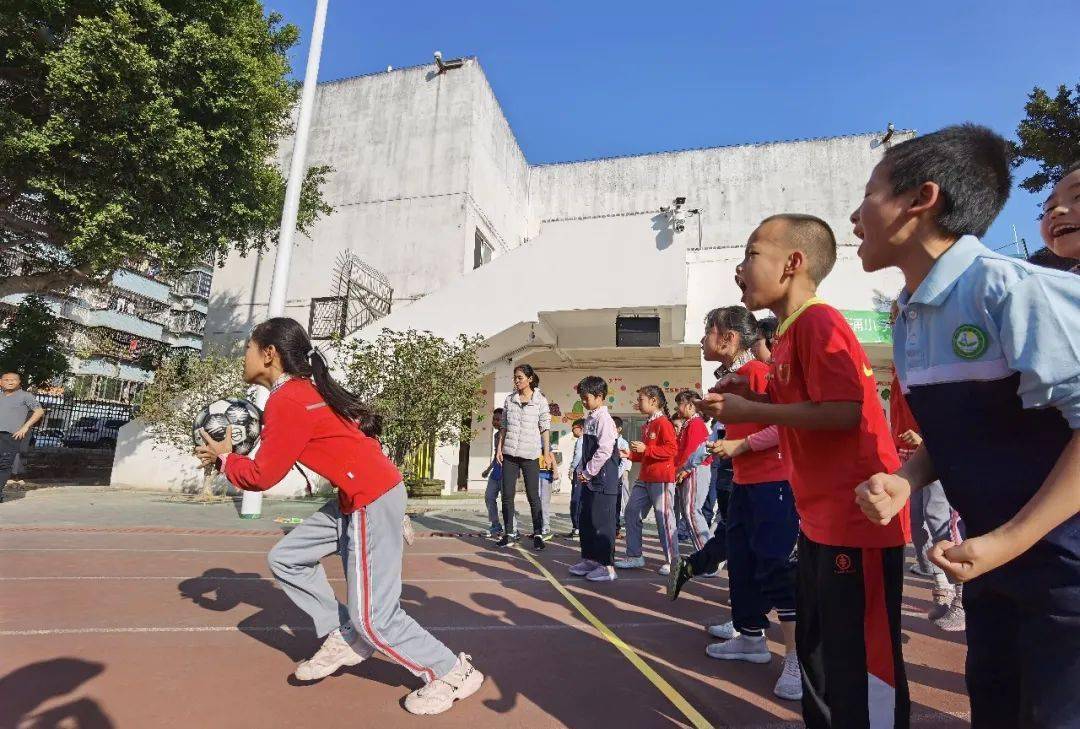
[658,563,671,576]
[667,558,693,601]
[927,586,955,622]
[773,652,803,701]
[698,569,718,578]
[909,562,934,578]
[496,533,518,547]
[705,633,771,664]
[533,535,545,551]
[540,532,554,542]
[565,529,579,538]
[586,565,617,582]
[933,591,966,633]
[707,620,736,640]
[569,559,599,576]
[614,556,646,569]
[488,526,504,538]
[404,653,483,715]
[294,629,367,681]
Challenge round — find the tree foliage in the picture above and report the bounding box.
[0,0,333,297]
[337,329,485,475]
[0,295,70,387]
[136,351,247,452]
[1012,82,1080,194]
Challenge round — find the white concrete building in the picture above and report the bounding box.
[121,56,906,494]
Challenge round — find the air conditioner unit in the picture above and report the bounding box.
[616,316,660,347]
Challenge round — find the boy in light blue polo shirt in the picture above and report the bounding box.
[852,123,1080,728]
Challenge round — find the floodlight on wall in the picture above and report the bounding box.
[434,51,466,74]
[659,197,699,233]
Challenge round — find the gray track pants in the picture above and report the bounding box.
[623,480,678,564]
[910,480,953,576]
[485,474,517,533]
[677,466,712,553]
[267,483,457,682]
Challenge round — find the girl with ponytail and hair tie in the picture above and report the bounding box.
[194,317,482,716]
[614,385,680,575]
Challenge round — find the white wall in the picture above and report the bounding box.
[111,418,325,497]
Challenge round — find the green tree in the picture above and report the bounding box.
[0,295,70,387]
[337,330,486,479]
[0,0,332,298]
[1012,82,1080,194]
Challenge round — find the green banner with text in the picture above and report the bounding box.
[841,310,892,344]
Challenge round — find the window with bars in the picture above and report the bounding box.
[473,229,493,269]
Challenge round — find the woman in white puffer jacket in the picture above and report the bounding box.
[496,364,553,550]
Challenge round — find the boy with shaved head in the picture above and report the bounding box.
[696,214,910,728]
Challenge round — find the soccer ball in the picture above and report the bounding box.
[192,399,263,455]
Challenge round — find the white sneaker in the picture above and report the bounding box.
[699,570,718,578]
[294,628,367,681]
[705,633,771,663]
[586,565,617,582]
[614,556,646,569]
[706,620,736,640]
[569,559,599,576]
[773,652,803,701]
[658,563,671,576]
[404,653,484,715]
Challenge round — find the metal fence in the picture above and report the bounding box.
[28,394,134,450]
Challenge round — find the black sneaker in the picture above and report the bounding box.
[668,558,694,601]
[565,529,579,538]
[533,534,545,551]
[496,533,518,547]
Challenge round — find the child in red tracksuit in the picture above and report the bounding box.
[194,317,482,716]
[615,385,680,575]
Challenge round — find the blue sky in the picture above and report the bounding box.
[267,0,1078,253]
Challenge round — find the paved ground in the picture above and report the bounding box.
[1,488,970,728]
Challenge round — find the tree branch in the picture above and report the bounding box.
[0,264,99,298]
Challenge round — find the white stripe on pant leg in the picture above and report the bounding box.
[355,507,437,683]
[867,672,896,729]
[687,473,704,551]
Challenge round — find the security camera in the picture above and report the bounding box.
[674,196,686,206]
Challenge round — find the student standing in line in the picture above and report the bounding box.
[673,391,712,552]
[616,386,679,576]
[565,418,585,538]
[481,408,514,538]
[853,125,1080,728]
[614,416,632,537]
[568,376,621,582]
[697,214,910,728]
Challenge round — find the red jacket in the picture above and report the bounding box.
[674,414,709,472]
[889,371,920,459]
[222,379,401,514]
[628,414,677,483]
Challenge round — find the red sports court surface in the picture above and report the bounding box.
[1,518,970,728]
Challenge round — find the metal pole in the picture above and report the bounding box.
[240,0,329,520]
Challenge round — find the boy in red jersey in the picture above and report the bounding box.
[195,318,482,716]
[696,215,910,729]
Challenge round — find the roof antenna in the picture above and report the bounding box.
[870,122,895,149]
[433,51,465,74]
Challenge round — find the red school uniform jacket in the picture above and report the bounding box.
[674,414,710,473]
[222,378,401,514]
[628,414,678,483]
[767,299,908,548]
[725,359,789,485]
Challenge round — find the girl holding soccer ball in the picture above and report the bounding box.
[194,317,482,716]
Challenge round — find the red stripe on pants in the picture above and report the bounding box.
[861,547,896,687]
[356,510,436,682]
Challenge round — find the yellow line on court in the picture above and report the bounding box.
[515,546,712,729]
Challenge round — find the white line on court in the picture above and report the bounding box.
[0,574,665,584]
[0,620,675,637]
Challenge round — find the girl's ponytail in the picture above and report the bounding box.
[250,317,382,437]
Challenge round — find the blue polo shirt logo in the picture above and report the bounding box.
[952,325,988,360]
